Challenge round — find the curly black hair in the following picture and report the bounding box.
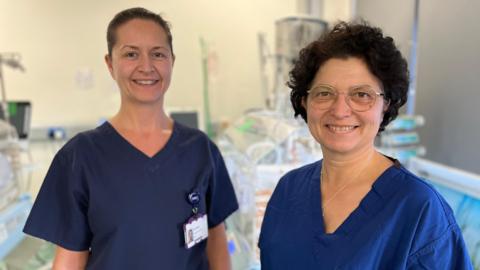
[288,21,409,132]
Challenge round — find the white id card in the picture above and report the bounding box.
[184,213,208,249]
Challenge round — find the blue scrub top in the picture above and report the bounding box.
[24,122,239,270]
[259,160,473,269]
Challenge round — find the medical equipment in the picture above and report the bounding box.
[258,17,327,115]
[0,53,25,123]
[223,16,328,269]
[377,114,426,163]
[0,120,32,261]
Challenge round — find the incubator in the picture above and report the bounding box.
[219,109,322,268]
[0,120,31,261]
[221,16,327,269]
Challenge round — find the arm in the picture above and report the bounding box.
[206,223,231,270]
[52,246,89,270]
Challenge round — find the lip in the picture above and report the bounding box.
[132,79,159,86]
[325,124,359,134]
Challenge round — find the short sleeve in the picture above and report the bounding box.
[406,190,474,269]
[407,224,473,269]
[23,149,92,251]
[205,142,239,228]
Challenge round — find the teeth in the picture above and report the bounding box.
[134,80,157,85]
[328,125,356,132]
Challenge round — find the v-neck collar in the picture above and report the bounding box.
[100,121,178,163]
[311,160,402,238]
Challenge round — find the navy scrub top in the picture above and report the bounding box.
[24,121,239,270]
[259,160,473,269]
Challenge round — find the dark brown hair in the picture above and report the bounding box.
[289,21,409,132]
[106,7,174,57]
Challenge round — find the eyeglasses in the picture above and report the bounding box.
[307,84,387,112]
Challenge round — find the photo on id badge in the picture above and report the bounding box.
[184,213,208,249]
[184,191,208,249]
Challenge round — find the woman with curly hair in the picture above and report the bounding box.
[259,21,472,269]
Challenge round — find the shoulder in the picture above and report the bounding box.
[173,122,221,155]
[376,164,448,210]
[372,164,470,266]
[279,161,319,188]
[268,161,319,209]
[174,122,207,140]
[385,166,464,254]
[174,122,211,145]
[391,166,455,222]
[55,124,109,164]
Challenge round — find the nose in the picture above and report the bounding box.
[329,92,352,118]
[138,54,154,73]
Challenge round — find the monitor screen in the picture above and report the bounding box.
[170,111,199,130]
[0,101,31,139]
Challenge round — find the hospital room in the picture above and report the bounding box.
[1,0,479,269]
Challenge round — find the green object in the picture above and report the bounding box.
[199,37,214,138]
[8,102,17,117]
[235,118,256,133]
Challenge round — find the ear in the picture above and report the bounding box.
[382,99,390,113]
[104,54,114,77]
[301,96,308,110]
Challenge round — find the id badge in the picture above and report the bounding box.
[184,213,208,249]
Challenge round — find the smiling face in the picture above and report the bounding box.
[304,57,388,157]
[105,19,174,106]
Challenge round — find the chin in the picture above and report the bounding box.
[317,138,360,154]
[324,145,357,155]
[128,94,164,105]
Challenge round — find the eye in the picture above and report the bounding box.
[124,51,138,59]
[354,91,372,98]
[310,87,335,100]
[152,51,167,59]
[350,88,375,102]
[317,91,333,97]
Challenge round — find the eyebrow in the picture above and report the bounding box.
[350,84,375,89]
[120,45,169,51]
[312,84,374,89]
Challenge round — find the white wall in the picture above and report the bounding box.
[1,0,357,130]
[0,0,300,127]
[323,0,354,23]
[296,0,353,22]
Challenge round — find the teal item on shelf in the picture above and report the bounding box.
[386,115,424,131]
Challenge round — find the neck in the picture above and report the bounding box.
[321,146,377,188]
[111,101,171,133]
